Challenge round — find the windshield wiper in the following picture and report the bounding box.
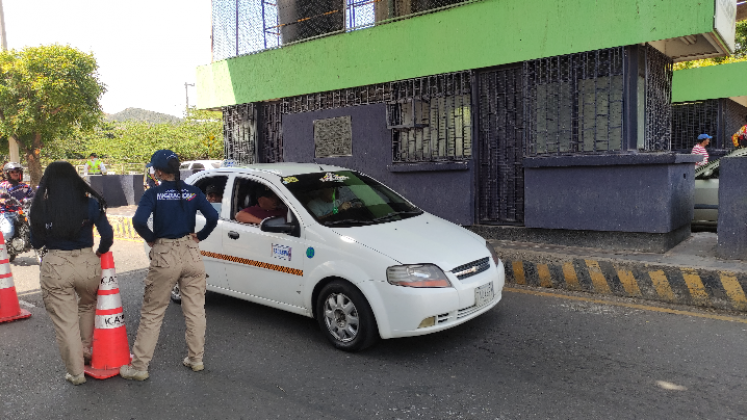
[324,219,375,227]
[372,210,423,222]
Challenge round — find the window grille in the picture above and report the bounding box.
[211,0,476,61]
[523,48,625,156]
[671,100,719,152]
[222,103,257,164]
[642,45,673,152]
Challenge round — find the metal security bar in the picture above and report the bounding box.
[477,65,524,224]
[642,45,673,151]
[388,73,472,162]
[671,100,719,152]
[223,103,258,164]
[523,48,625,156]
[672,98,747,153]
[212,0,475,61]
[255,70,472,163]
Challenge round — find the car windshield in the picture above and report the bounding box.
[283,171,423,227]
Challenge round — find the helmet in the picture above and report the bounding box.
[3,162,23,179]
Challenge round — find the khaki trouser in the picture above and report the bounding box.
[40,248,101,376]
[131,236,206,371]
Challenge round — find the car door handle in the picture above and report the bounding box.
[228,231,240,240]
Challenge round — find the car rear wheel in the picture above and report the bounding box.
[316,280,378,352]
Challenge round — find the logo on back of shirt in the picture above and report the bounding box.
[156,189,197,201]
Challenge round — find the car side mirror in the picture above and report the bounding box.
[260,216,297,235]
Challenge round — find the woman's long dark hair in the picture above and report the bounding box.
[30,161,107,241]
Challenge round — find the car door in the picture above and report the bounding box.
[191,173,231,291]
[222,176,306,309]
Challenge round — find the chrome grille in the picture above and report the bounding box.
[450,257,490,280]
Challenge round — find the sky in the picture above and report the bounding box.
[4,0,212,117]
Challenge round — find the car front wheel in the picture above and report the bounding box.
[316,280,378,352]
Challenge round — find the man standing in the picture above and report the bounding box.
[83,153,107,177]
[0,162,34,241]
[692,134,711,167]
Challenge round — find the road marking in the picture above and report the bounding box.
[537,264,552,288]
[512,261,525,285]
[562,262,580,290]
[719,272,747,311]
[681,269,709,306]
[18,299,35,308]
[585,260,611,294]
[649,270,675,302]
[504,287,747,325]
[616,268,642,297]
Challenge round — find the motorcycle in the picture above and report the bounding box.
[1,200,38,263]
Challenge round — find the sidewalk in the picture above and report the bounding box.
[491,232,747,314]
[102,205,139,240]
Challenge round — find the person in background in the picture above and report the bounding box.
[146,166,159,189]
[732,115,747,149]
[692,134,711,167]
[0,162,34,241]
[83,153,107,177]
[121,150,218,381]
[205,185,223,203]
[29,161,113,386]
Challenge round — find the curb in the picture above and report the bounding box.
[95,215,140,241]
[495,251,747,313]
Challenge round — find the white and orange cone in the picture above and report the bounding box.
[0,232,31,324]
[84,252,131,379]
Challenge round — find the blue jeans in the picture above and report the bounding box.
[1,212,17,241]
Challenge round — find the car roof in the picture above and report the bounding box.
[216,162,351,177]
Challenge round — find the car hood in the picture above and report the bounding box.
[330,213,488,271]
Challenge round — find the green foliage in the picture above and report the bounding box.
[0,44,106,147]
[106,107,182,124]
[675,21,747,70]
[48,108,224,163]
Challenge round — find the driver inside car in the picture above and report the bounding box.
[235,187,286,225]
[307,186,359,219]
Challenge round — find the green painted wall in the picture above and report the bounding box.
[672,61,747,102]
[197,0,715,109]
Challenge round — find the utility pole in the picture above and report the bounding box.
[185,82,195,115]
[0,0,19,163]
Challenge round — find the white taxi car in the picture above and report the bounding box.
[168,163,505,351]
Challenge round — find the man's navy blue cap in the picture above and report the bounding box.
[147,149,178,170]
[698,134,713,140]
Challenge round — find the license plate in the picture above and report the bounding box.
[475,282,494,308]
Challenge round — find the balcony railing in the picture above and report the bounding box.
[212,0,476,61]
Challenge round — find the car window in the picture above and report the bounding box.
[179,163,190,170]
[210,162,221,168]
[193,175,229,216]
[192,163,205,170]
[283,171,422,227]
[230,177,288,223]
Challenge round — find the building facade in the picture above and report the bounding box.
[197,0,737,246]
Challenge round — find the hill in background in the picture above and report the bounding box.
[106,107,182,124]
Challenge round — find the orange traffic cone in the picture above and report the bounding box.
[0,232,31,324]
[84,252,131,379]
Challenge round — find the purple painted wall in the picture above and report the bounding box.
[281,104,476,225]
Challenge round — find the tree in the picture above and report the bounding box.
[0,45,106,185]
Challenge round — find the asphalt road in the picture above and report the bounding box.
[2,239,746,420]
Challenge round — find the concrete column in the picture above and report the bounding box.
[716,157,747,259]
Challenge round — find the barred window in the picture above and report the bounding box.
[524,48,625,155]
[387,73,472,162]
[222,103,258,164]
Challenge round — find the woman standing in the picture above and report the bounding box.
[121,150,218,381]
[732,115,747,149]
[30,161,114,386]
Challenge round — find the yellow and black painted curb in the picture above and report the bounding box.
[500,256,747,313]
[94,215,140,240]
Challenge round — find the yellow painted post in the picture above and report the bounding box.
[585,260,611,294]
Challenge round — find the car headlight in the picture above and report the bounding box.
[386,264,451,288]
[487,241,500,265]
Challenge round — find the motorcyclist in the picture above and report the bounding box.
[0,162,34,241]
